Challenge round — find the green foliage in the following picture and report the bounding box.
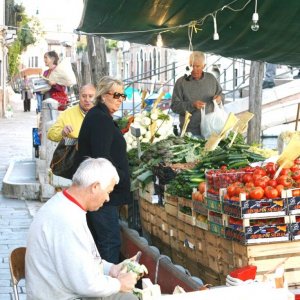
[105,39,118,53]
[76,42,87,54]
[8,6,43,77]
[8,40,21,78]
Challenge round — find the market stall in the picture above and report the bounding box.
[123,108,300,289]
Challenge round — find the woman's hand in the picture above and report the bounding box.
[49,81,56,86]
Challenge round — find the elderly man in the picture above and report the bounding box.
[171,51,224,137]
[25,158,138,300]
[47,84,96,142]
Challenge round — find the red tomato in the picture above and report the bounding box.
[253,168,267,176]
[245,182,255,188]
[242,174,253,183]
[292,170,300,181]
[292,189,300,197]
[290,166,300,173]
[250,187,264,200]
[265,162,277,176]
[276,175,293,188]
[252,174,263,181]
[294,180,300,188]
[198,182,206,194]
[254,178,268,189]
[280,168,291,176]
[276,184,285,195]
[227,185,236,197]
[264,186,279,199]
[267,179,277,187]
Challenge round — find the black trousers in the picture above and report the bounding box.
[86,205,121,264]
[23,92,31,112]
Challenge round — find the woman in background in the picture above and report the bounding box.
[43,51,68,111]
[21,75,33,112]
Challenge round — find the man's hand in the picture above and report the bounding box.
[62,125,73,137]
[193,100,206,109]
[117,272,138,293]
[109,251,142,278]
[213,95,222,104]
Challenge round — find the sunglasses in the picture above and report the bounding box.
[106,92,127,101]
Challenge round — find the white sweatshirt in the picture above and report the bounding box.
[25,192,121,300]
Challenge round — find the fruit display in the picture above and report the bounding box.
[206,159,300,200]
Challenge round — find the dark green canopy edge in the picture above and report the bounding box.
[78,0,300,67]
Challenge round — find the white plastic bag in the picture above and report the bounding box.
[200,100,228,139]
[48,58,77,87]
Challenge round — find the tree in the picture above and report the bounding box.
[247,61,264,144]
[8,4,43,77]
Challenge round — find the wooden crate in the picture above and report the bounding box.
[164,193,178,206]
[241,241,300,287]
[178,211,196,226]
[167,214,177,228]
[165,203,177,217]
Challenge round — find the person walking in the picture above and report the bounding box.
[43,51,69,111]
[21,75,33,112]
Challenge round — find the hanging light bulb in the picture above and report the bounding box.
[156,33,163,47]
[212,14,219,40]
[251,0,259,31]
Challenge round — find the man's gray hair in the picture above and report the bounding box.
[72,158,119,189]
[189,51,206,66]
[95,76,123,105]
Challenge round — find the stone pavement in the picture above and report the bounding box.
[0,92,43,300]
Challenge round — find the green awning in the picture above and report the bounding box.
[77,0,300,67]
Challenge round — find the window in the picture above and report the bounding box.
[35,56,38,67]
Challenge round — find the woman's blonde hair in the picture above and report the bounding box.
[95,76,123,105]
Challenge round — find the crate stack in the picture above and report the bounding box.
[138,181,300,287]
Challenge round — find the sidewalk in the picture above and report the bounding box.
[0,92,43,300]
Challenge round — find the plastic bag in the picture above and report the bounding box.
[200,100,228,139]
[48,58,77,87]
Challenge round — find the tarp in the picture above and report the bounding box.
[77,0,300,67]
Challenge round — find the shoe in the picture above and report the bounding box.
[294,74,300,79]
[262,81,275,89]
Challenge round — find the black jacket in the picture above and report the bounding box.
[76,103,131,206]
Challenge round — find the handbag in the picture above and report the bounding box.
[50,138,78,179]
[200,99,228,139]
[50,90,69,111]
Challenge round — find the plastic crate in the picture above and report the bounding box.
[205,169,251,195]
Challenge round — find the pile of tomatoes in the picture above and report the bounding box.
[207,158,300,201]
